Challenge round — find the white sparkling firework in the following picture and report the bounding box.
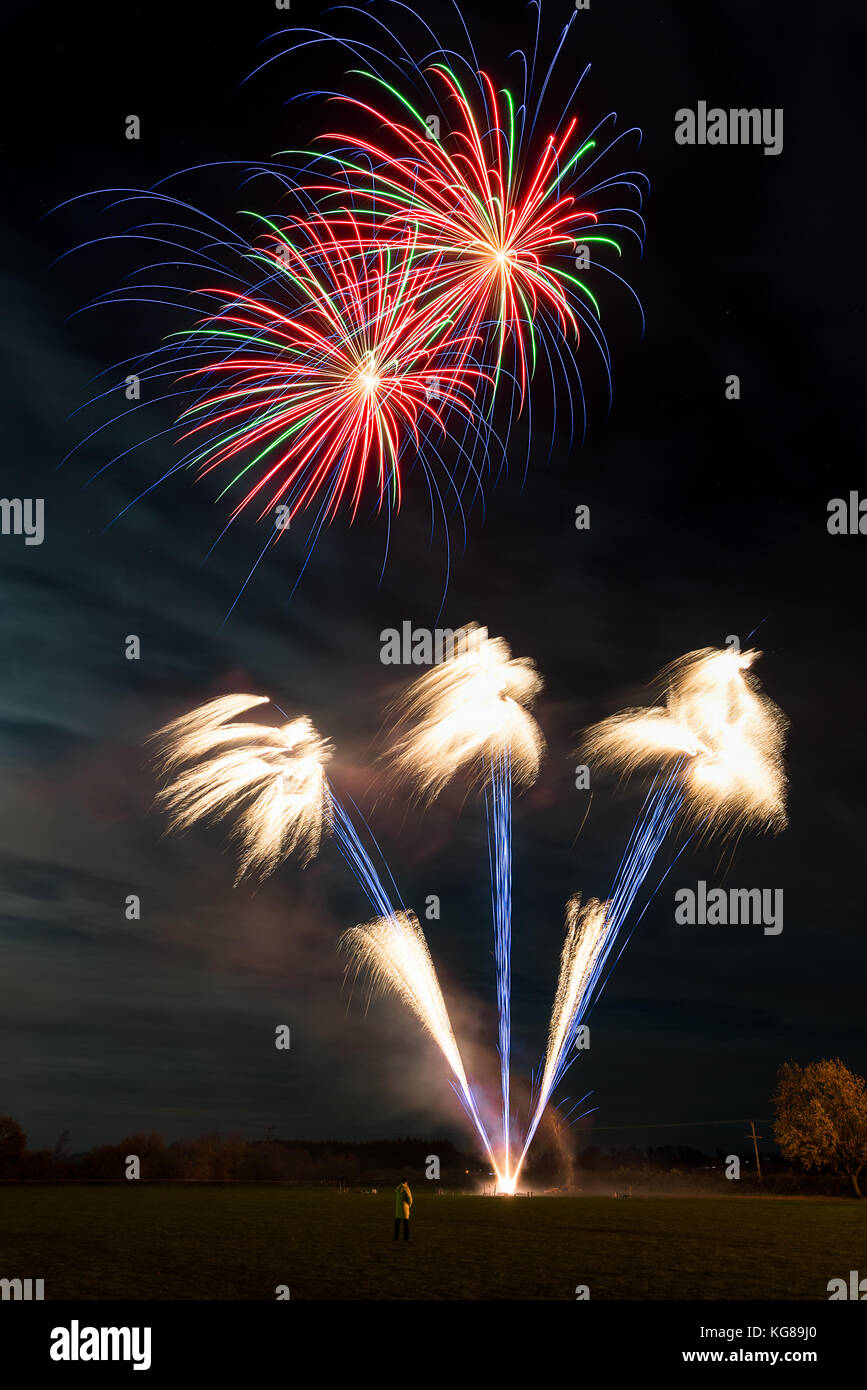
[151,693,333,881]
[584,647,788,835]
[385,622,545,800]
[536,895,611,1110]
[515,894,611,1177]
[339,910,498,1169]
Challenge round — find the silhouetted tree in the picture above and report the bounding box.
[774,1058,867,1198]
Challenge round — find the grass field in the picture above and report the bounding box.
[0,1186,862,1300]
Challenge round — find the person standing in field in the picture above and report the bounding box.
[393,1177,412,1241]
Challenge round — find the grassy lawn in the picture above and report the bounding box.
[0,1187,862,1300]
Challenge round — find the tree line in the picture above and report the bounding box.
[1,1058,864,1194]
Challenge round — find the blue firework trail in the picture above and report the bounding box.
[484,745,513,1177]
[330,791,404,920]
[570,766,686,1076]
[592,764,685,1012]
[520,764,687,1163]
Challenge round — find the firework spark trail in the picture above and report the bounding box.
[384,623,543,1187]
[485,743,513,1180]
[330,794,401,921]
[593,766,686,999]
[516,649,788,1176]
[340,911,498,1171]
[517,894,612,1173]
[332,800,501,1170]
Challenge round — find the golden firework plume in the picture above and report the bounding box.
[151,693,333,881]
[516,894,611,1176]
[385,622,546,800]
[339,910,498,1170]
[537,895,611,1108]
[584,647,788,835]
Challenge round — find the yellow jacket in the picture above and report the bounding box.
[394,1182,412,1219]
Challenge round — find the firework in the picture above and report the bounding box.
[340,910,497,1170]
[385,623,545,800]
[146,640,788,1188]
[151,692,410,913]
[149,693,501,1158]
[313,75,595,404]
[385,622,544,1187]
[584,647,788,836]
[172,213,491,534]
[580,649,789,1008]
[330,796,403,922]
[62,2,644,614]
[518,894,611,1172]
[151,693,333,882]
[262,0,646,439]
[60,194,492,617]
[516,649,789,1165]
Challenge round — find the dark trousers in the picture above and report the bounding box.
[393,1218,410,1241]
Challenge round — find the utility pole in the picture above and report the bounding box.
[747,1121,763,1180]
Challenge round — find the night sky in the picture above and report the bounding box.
[1,0,864,1160]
